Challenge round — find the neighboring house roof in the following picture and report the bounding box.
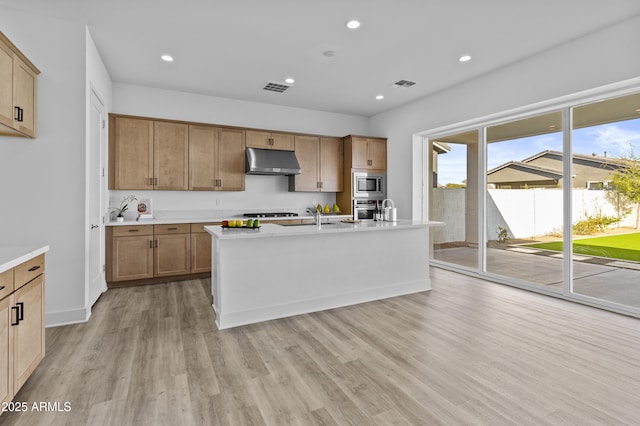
[487,161,563,182]
[488,149,626,183]
[522,149,624,168]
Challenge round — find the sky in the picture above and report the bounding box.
[437,117,640,186]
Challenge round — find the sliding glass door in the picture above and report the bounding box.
[570,93,640,310]
[485,111,564,290]
[427,88,640,317]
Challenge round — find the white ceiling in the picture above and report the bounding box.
[3,0,640,117]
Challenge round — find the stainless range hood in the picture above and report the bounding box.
[245,147,301,175]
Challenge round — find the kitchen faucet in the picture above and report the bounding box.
[306,207,322,225]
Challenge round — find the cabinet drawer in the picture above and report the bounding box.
[14,254,44,289]
[154,224,190,235]
[190,222,220,233]
[0,268,13,300]
[112,225,153,237]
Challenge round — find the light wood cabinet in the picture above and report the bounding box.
[106,225,154,282]
[346,136,387,171]
[289,136,343,192]
[0,253,45,412]
[154,121,189,190]
[189,125,245,191]
[0,32,40,138]
[109,116,189,190]
[154,224,191,277]
[246,130,294,150]
[190,223,219,274]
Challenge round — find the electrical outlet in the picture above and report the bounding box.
[311,198,317,206]
[216,198,222,207]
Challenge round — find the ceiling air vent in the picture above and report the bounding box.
[263,82,291,93]
[393,79,416,88]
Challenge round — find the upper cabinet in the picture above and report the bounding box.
[109,116,188,190]
[0,32,40,138]
[189,125,245,191]
[345,136,387,171]
[289,136,343,192]
[246,130,294,150]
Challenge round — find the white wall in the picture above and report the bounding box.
[370,15,640,219]
[0,8,87,325]
[110,84,370,215]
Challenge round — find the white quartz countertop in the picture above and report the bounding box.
[206,220,443,240]
[0,245,50,274]
[106,213,353,226]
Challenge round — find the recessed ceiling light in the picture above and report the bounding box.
[284,77,295,84]
[346,19,361,29]
[458,55,472,63]
[323,50,336,57]
[161,54,174,62]
[375,95,384,100]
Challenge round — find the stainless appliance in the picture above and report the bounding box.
[353,199,384,221]
[245,148,301,175]
[353,172,386,199]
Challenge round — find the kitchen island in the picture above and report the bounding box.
[205,220,441,329]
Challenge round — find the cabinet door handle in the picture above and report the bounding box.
[154,240,158,248]
[15,106,20,120]
[17,302,24,321]
[149,240,153,248]
[18,107,23,122]
[148,177,153,186]
[28,265,41,272]
[11,306,20,326]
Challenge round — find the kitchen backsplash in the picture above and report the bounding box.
[109,175,336,221]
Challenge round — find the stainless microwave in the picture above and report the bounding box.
[353,172,386,199]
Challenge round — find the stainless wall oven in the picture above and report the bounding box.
[353,172,386,199]
[353,199,383,221]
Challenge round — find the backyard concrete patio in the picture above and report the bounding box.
[433,245,640,309]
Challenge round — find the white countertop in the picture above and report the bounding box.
[206,220,443,240]
[0,245,50,274]
[106,213,353,226]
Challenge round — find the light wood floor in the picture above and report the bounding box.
[4,268,640,425]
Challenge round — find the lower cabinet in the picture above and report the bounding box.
[107,223,219,286]
[0,254,45,411]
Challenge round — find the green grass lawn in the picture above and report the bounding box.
[525,232,640,262]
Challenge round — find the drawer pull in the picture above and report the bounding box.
[28,265,41,272]
[167,227,178,230]
[128,229,139,232]
[0,286,4,291]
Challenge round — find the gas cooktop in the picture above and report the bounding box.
[243,212,299,218]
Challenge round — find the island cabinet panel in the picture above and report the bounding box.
[0,32,39,138]
[189,125,245,191]
[246,130,294,150]
[154,121,189,190]
[12,275,44,394]
[289,136,343,192]
[109,116,154,190]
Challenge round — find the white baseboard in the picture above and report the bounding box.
[45,307,91,328]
